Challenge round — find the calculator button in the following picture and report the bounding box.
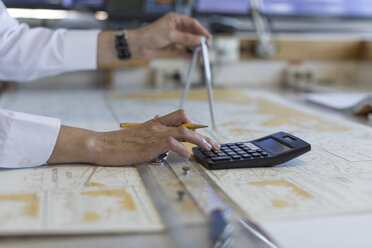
[236,151,246,155]
[216,151,226,156]
[227,151,236,156]
[257,149,263,152]
[242,154,252,159]
[205,152,216,157]
[244,142,260,150]
[211,156,231,161]
[251,153,261,158]
[247,150,255,154]
[226,143,235,146]
[231,155,241,160]
[236,142,243,145]
[261,152,268,156]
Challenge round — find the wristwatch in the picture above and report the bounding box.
[114,30,132,60]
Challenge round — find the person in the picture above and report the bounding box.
[0,1,219,168]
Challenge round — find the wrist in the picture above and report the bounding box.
[83,131,105,165]
[48,126,101,165]
[127,29,145,58]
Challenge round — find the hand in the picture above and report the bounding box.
[48,110,219,166]
[128,12,212,59]
[93,110,219,166]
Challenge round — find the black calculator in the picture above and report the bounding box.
[192,132,311,170]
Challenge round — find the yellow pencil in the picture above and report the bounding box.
[120,123,208,129]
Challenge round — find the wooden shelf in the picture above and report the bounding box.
[240,38,372,61]
[99,58,149,69]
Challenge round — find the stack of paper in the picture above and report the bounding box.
[306,92,372,115]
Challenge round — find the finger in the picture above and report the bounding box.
[206,39,212,48]
[161,44,193,60]
[177,15,212,39]
[157,110,192,127]
[169,30,202,47]
[205,136,220,150]
[171,126,212,151]
[169,45,193,60]
[165,136,190,158]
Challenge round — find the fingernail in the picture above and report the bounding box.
[183,152,191,159]
[204,139,212,150]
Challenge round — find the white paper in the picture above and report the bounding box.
[260,213,372,248]
[306,92,371,110]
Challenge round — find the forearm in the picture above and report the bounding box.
[48,125,100,165]
[97,31,117,67]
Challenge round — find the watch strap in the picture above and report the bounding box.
[114,30,132,60]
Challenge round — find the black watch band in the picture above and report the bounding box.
[114,30,132,60]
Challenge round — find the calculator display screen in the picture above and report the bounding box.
[257,138,291,154]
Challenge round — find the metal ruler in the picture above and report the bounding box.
[137,154,277,248]
[166,152,278,248]
[136,163,199,248]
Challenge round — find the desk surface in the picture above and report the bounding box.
[0,88,371,248]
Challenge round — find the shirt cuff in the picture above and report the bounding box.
[63,30,100,71]
[0,110,61,168]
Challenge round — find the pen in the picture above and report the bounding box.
[120,123,208,129]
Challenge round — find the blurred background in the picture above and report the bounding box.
[2,0,372,95]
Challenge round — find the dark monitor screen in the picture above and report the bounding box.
[257,138,291,154]
[195,0,250,15]
[73,0,103,9]
[2,0,104,10]
[105,0,174,20]
[262,0,372,17]
[144,0,173,13]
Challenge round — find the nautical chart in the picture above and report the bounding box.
[0,90,164,234]
[0,165,163,234]
[107,88,372,223]
[0,88,371,234]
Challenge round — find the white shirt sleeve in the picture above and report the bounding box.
[0,1,99,168]
[0,109,61,168]
[0,0,100,82]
